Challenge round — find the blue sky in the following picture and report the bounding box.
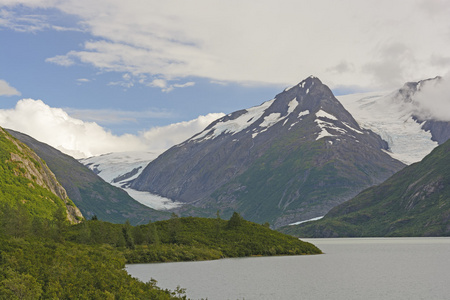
[1,0,449,158]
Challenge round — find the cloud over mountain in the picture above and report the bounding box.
[0,99,223,158]
[413,74,450,122]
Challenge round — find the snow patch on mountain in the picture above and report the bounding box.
[298,110,310,118]
[316,110,338,121]
[287,98,298,114]
[315,110,350,141]
[192,99,275,141]
[260,113,282,128]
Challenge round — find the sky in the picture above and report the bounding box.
[0,0,449,158]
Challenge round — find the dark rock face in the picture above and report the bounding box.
[130,76,405,227]
[415,118,450,144]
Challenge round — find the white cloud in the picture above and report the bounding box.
[412,75,450,122]
[140,112,224,152]
[64,107,173,124]
[0,79,21,96]
[4,0,450,91]
[147,78,195,93]
[45,55,75,66]
[0,98,223,158]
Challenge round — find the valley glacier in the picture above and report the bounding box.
[337,91,438,165]
[80,151,184,210]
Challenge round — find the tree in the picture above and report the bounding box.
[0,269,43,300]
[227,212,243,229]
[52,206,68,241]
[147,222,160,245]
[215,210,222,238]
[122,220,135,249]
[168,213,181,243]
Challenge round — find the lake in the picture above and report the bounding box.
[126,238,450,299]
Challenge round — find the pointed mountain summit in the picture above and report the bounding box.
[130,76,405,227]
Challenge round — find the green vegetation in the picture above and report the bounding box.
[0,205,320,299]
[0,126,321,298]
[0,128,71,221]
[0,205,185,299]
[68,212,321,263]
[281,139,450,237]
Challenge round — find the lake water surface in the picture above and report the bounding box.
[126,238,450,300]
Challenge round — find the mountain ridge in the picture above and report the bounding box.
[280,138,450,237]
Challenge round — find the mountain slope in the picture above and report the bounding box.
[0,127,82,223]
[7,129,170,225]
[281,139,450,237]
[130,76,405,227]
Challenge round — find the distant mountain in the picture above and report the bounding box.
[129,76,405,227]
[338,76,449,164]
[7,129,170,225]
[0,127,82,223]
[280,139,450,237]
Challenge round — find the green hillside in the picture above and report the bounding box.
[7,129,170,225]
[281,139,450,237]
[0,127,81,224]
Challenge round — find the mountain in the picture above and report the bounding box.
[0,126,82,223]
[129,76,405,227]
[338,76,449,164]
[281,139,450,237]
[7,129,171,225]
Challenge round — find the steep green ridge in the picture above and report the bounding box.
[281,139,450,237]
[7,129,170,225]
[0,127,82,223]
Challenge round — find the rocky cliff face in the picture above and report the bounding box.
[130,76,405,227]
[1,127,83,223]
